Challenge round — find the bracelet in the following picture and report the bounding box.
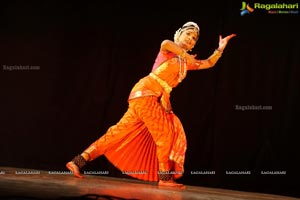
[215,49,223,54]
[212,49,222,58]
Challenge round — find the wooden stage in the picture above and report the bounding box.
[0,167,298,200]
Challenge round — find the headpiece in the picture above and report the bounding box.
[174,21,200,42]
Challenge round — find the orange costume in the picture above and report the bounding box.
[66,21,235,184]
[81,51,197,182]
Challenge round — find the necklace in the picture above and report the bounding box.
[178,56,187,82]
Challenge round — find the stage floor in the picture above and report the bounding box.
[0,166,298,200]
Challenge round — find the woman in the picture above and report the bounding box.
[66,21,236,187]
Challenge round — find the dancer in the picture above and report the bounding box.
[66,21,236,187]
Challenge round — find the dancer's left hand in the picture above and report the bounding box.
[218,34,236,52]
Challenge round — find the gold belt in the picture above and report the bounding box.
[128,90,157,100]
[149,72,172,112]
[149,72,172,94]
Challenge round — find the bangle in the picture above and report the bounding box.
[215,49,223,54]
[213,49,222,57]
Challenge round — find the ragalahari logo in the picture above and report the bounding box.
[240,1,255,16]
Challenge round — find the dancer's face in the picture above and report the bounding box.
[176,29,198,51]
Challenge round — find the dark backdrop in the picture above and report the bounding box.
[1,1,299,198]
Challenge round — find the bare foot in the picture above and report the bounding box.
[66,161,84,178]
[158,180,185,189]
